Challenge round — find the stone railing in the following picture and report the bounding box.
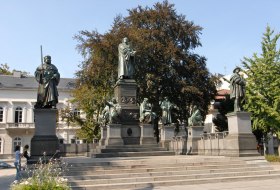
[169,136,187,155]
[4,123,35,128]
[56,123,81,129]
[0,123,6,128]
[198,131,229,156]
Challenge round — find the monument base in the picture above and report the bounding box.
[28,109,59,164]
[223,111,259,157]
[222,133,259,157]
[105,124,124,146]
[187,126,204,155]
[160,124,175,148]
[29,135,59,164]
[99,125,107,146]
[140,124,157,145]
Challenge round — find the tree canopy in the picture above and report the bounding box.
[73,1,216,139]
[242,26,280,135]
[0,63,13,75]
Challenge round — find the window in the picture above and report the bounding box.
[0,107,3,122]
[13,137,22,151]
[0,138,2,153]
[73,109,80,117]
[59,139,64,144]
[71,139,76,144]
[15,107,23,123]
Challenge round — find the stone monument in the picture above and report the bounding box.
[223,67,259,156]
[187,105,204,154]
[139,98,157,145]
[104,37,140,145]
[159,98,177,148]
[29,55,60,163]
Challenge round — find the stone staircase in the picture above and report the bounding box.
[89,144,175,158]
[64,155,280,190]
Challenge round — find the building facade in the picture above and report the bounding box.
[0,71,81,158]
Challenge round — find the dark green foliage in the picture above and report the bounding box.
[73,1,216,140]
[212,94,234,132]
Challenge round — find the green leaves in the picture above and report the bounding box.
[0,63,13,75]
[73,1,216,140]
[243,26,280,134]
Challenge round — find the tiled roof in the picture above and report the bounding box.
[215,89,230,100]
[0,74,76,90]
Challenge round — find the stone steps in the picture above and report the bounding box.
[90,144,174,158]
[66,162,259,174]
[93,151,175,158]
[69,170,280,186]
[66,166,272,180]
[100,147,168,153]
[70,174,280,190]
[63,156,280,190]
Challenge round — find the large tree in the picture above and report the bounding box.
[74,1,216,139]
[242,26,280,137]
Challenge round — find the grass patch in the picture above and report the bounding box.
[265,154,280,162]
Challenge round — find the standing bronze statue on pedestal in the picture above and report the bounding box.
[34,55,60,109]
[229,67,246,112]
[118,37,136,79]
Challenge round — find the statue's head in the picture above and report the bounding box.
[44,55,51,64]
[122,37,128,44]
[233,67,241,73]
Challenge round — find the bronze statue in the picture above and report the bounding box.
[160,97,176,125]
[118,37,136,79]
[188,105,203,126]
[139,98,156,124]
[106,98,121,123]
[229,67,246,112]
[99,105,110,125]
[34,55,60,108]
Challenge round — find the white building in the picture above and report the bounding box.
[0,71,81,158]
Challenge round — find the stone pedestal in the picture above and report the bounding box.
[175,125,187,137]
[114,79,139,125]
[106,124,123,145]
[170,136,187,155]
[187,126,204,155]
[159,124,175,148]
[140,124,157,145]
[99,125,107,146]
[106,79,141,145]
[29,109,59,163]
[223,112,259,157]
[121,125,141,145]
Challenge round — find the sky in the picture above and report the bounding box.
[0,0,279,78]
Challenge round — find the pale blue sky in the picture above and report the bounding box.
[0,0,279,78]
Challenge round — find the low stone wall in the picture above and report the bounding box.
[59,143,97,157]
[169,136,187,155]
[198,132,229,156]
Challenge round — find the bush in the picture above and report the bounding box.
[265,154,280,162]
[11,156,70,190]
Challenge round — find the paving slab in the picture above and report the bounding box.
[138,179,280,190]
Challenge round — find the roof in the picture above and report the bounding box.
[0,74,76,90]
[215,89,230,100]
